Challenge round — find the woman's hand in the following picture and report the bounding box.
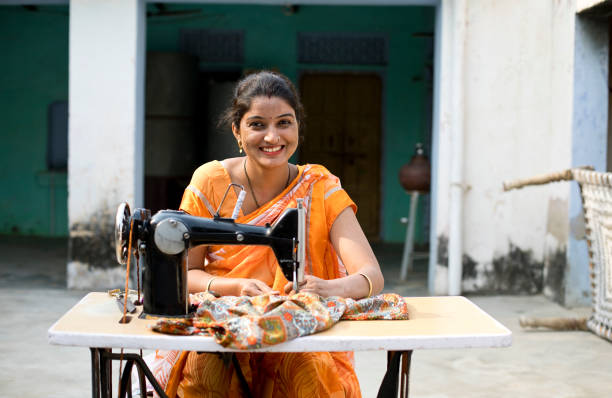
[238,278,279,296]
[283,275,341,297]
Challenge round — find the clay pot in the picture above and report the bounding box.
[398,143,431,192]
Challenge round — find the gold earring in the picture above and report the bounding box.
[238,141,243,154]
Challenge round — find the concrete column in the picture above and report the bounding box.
[68,0,146,289]
[429,0,457,295]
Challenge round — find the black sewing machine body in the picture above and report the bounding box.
[115,203,302,317]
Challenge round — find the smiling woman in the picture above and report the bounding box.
[156,71,384,398]
[232,96,299,210]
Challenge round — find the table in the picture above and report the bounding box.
[48,293,512,398]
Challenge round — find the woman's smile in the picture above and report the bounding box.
[261,145,284,155]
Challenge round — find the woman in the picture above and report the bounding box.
[169,71,384,398]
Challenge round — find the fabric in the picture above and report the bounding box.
[152,292,410,349]
[179,351,356,398]
[152,293,409,398]
[155,161,362,398]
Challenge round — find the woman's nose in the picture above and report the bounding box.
[263,129,279,143]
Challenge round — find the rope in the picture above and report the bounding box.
[502,166,594,191]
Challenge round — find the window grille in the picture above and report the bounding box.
[180,29,244,63]
[297,33,387,65]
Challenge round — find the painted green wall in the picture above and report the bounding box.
[147,4,434,243]
[0,4,433,242]
[0,6,69,237]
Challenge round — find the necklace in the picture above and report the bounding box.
[243,158,291,209]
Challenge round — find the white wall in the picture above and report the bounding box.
[431,0,577,296]
[68,0,146,288]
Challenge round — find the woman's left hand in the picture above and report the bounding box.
[283,275,341,297]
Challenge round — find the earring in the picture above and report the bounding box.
[238,141,243,154]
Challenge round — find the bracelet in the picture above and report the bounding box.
[205,277,218,293]
[358,273,372,299]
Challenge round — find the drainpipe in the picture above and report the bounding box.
[448,0,466,296]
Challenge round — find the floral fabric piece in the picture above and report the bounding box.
[152,292,409,350]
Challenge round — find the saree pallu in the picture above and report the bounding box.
[163,161,360,398]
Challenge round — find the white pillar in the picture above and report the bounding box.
[68,0,146,289]
[447,0,466,296]
[429,0,462,295]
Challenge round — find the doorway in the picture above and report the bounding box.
[299,72,383,239]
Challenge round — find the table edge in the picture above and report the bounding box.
[47,293,513,352]
[48,328,512,352]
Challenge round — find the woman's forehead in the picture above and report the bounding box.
[245,96,295,118]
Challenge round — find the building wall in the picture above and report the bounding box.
[432,0,578,298]
[0,4,434,244]
[145,4,435,244]
[0,6,69,236]
[567,14,608,306]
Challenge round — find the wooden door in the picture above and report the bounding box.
[299,73,382,239]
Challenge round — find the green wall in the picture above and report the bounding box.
[0,4,433,242]
[0,6,69,237]
[147,4,434,243]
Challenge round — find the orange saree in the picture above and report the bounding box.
[167,161,360,398]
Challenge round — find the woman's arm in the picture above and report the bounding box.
[284,207,384,299]
[187,245,278,296]
[329,207,384,298]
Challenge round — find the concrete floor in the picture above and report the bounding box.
[1,237,612,397]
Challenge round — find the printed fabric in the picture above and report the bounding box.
[152,292,410,350]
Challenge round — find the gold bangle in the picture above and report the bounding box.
[205,277,217,293]
[358,273,372,299]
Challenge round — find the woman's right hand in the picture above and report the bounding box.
[237,278,279,296]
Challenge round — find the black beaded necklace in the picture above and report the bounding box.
[243,157,291,209]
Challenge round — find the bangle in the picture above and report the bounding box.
[205,277,217,293]
[358,273,372,299]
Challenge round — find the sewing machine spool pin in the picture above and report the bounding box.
[295,199,306,292]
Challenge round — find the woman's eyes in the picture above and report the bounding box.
[248,121,265,128]
[247,120,292,129]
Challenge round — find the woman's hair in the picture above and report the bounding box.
[219,71,305,134]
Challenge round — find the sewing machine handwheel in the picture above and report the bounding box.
[115,202,131,265]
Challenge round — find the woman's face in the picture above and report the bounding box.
[233,96,299,170]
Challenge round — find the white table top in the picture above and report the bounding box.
[48,293,512,352]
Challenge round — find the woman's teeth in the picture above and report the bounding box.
[262,146,282,153]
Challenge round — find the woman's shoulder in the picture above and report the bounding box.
[192,160,223,176]
[301,163,342,187]
[301,163,334,177]
[188,160,231,191]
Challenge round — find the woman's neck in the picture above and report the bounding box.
[243,157,292,207]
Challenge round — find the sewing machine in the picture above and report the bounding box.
[114,199,306,317]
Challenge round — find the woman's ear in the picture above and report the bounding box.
[232,123,243,153]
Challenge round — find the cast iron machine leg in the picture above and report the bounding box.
[90,348,170,398]
[90,348,100,398]
[377,350,413,398]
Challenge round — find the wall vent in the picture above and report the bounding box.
[180,29,244,63]
[298,33,387,65]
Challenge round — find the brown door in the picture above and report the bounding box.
[299,73,382,239]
